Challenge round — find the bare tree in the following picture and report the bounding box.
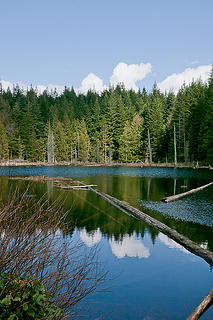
[0,187,108,319]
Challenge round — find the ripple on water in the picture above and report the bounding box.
[141,191,213,227]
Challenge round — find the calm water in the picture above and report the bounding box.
[0,165,213,319]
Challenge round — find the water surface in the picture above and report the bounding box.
[0,165,213,319]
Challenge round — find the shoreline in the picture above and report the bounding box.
[0,160,212,170]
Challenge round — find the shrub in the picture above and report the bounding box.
[0,273,62,319]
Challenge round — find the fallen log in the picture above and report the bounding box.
[78,183,213,267]
[162,182,213,202]
[186,288,213,320]
[71,184,97,189]
[54,182,97,190]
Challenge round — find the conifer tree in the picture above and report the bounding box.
[47,123,55,163]
[119,120,132,162]
[99,117,109,163]
[77,120,90,162]
[0,117,9,160]
[199,68,213,164]
[63,116,76,163]
[119,115,142,162]
[144,86,166,161]
[0,78,212,165]
[17,136,25,160]
[53,118,68,161]
[107,91,126,159]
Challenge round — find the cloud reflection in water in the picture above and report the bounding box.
[109,233,150,259]
[80,228,102,247]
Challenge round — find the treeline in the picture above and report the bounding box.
[0,70,213,164]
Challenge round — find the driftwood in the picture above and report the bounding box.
[76,183,213,267]
[54,181,97,190]
[71,185,97,189]
[162,182,213,202]
[186,289,213,320]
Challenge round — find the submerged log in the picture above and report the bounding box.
[78,183,213,267]
[162,182,213,202]
[186,288,213,320]
[9,176,74,182]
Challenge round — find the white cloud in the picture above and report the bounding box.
[189,60,200,66]
[109,233,150,259]
[80,228,102,247]
[157,64,211,94]
[0,80,14,91]
[0,80,28,91]
[35,85,47,94]
[110,62,152,91]
[77,73,106,94]
[0,80,66,95]
[36,84,65,95]
[0,61,152,95]
[1,62,211,96]
[158,233,190,254]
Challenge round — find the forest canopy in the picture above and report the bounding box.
[0,69,213,165]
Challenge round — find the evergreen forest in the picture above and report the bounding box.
[0,69,213,165]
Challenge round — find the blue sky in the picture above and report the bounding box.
[0,0,212,93]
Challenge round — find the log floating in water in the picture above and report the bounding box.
[186,288,213,320]
[162,182,213,203]
[54,181,97,190]
[78,183,213,267]
[71,184,97,189]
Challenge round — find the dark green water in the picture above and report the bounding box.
[0,166,213,319]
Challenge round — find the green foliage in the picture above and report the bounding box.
[144,86,166,161]
[77,120,90,162]
[107,91,126,159]
[53,118,68,162]
[199,69,213,164]
[99,117,109,163]
[119,115,143,162]
[0,117,9,161]
[0,73,213,164]
[0,273,62,320]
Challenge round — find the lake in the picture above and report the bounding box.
[0,165,213,319]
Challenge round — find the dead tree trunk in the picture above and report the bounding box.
[186,289,213,320]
